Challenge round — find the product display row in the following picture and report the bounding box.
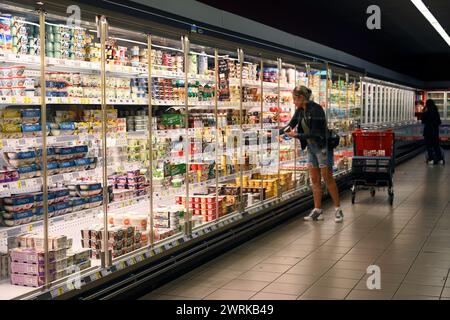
[1,1,420,300]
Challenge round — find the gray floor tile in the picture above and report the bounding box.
[262,282,310,295]
[251,263,293,273]
[301,286,351,299]
[261,256,302,265]
[237,271,282,283]
[222,279,270,292]
[345,289,394,300]
[250,292,298,300]
[204,289,257,300]
[396,284,443,297]
[275,274,320,285]
[314,277,359,289]
[166,285,218,299]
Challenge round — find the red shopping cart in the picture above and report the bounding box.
[351,129,395,205]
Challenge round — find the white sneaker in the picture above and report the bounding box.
[439,160,444,165]
[304,209,324,221]
[427,160,434,165]
[335,209,344,223]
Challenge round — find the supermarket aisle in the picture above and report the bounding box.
[141,151,450,300]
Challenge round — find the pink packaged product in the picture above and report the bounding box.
[127,170,140,178]
[10,261,56,276]
[10,273,55,287]
[0,170,19,183]
[10,248,56,264]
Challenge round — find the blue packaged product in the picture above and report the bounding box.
[8,150,36,160]
[70,197,88,212]
[36,147,56,158]
[59,122,76,131]
[79,183,101,191]
[55,189,70,203]
[1,209,34,227]
[58,160,75,172]
[34,205,56,219]
[73,145,88,154]
[47,162,59,175]
[73,158,91,169]
[21,109,41,123]
[86,195,103,208]
[3,195,35,213]
[17,164,39,179]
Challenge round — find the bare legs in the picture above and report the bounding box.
[309,166,340,209]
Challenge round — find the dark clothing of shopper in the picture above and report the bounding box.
[422,99,443,163]
[280,100,327,150]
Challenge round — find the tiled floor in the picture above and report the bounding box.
[141,151,450,300]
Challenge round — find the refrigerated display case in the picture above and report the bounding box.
[0,0,422,300]
[361,78,416,128]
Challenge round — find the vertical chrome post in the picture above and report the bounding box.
[293,65,297,189]
[238,49,244,212]
[276,58,282,200]
[259,57,264,203]
[38,6,50,289]
[100,16,111,268]
[183,36,191,234]
[214,49,219,221]
[147,34,154,247]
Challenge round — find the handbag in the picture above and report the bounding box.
[327,129,340,149]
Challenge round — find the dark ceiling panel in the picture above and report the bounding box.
[198,0,450,81]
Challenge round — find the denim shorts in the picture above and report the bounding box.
[307,143,334,168]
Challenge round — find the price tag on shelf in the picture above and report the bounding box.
[127,258,136,266]
[91,272,102,282]
[67,282,76,291]
[119,261,126,269]
[155,247,163,255]
[20,224,33,234]
[163,244,171,251]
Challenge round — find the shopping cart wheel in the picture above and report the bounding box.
[388,187,394,206]
[351,185,356,204]
[370,188,376,197]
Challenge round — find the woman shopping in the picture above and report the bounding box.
[422,99,444,165]
[280,85,343,223]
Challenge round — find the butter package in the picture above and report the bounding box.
[53,202,72,216]
[31,235,67,251]
[2,209,34,227]
[2,195,35,212]
[85,195,103,208]
[5,150,36,167]
[21,109,41,124]
[22,124,50,138]
[72,248,91,264]
[17,164,40,179]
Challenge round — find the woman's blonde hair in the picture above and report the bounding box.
[293,85,312,101]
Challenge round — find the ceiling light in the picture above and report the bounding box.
[410,0,450,47]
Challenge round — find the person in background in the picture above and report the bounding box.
[280,85,343,223]
[422,99,444,165]
[415,100,424,121]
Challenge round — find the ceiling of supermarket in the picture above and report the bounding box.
[198,0,450,82]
